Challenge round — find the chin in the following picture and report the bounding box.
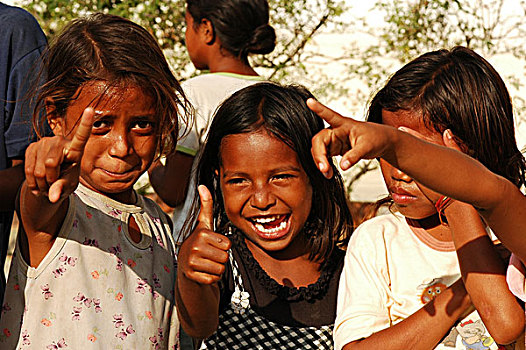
[249,238,291,253]
[395,208,434,220]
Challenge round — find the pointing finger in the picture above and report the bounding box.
[307,98,348,128]
[197,185,214,231]
[64,107,95,163]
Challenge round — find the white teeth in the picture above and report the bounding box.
[254,219,287,234]
[253,216,280,224]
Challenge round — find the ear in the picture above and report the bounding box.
[45,98,66,136]
[200,18,215,45]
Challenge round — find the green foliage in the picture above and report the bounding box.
[21,0,189,76]
[345,0,526,119]
[373,0,526,61]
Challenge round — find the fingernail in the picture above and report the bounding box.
[398,126,408,132]
[341,160,351,169]
[445,129,453,139]
[318,162,326,172]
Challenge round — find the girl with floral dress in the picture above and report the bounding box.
[0,13,190,349]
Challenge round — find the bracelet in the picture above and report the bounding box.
[435,195,454,225]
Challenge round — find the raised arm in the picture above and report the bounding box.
[19,108,94,267]
[308,98,526,263]
[175,185,231,339]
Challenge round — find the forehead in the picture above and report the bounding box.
[61,81,155,134]
[65,82,155,122]
[219,130,301,169]
[381,109,442,143]
[72,81,153,108]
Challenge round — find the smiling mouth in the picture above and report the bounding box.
[249,214,291,239]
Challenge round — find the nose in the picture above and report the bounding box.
[108,130,132,158]
[249,182,276,211]
[391,166,412,183]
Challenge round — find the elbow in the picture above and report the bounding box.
[158,195,179,209]
[150,183,185,208]
[489,323,524,345]
[482,308,524,345]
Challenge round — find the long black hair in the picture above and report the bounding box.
[368,46,525,189]
[187,82,353,264]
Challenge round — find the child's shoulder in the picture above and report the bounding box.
[182,73,229,90]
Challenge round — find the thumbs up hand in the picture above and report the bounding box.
[178,185,231,285]
[24,107,95,203]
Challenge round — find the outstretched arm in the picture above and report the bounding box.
[176,185,231,339]
[19,108,94,267]
[444,202,524,343]
[308,98,526,264]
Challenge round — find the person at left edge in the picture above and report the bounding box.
[0,2,47,305]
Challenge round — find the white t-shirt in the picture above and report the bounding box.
[0,183,179,349]
[172,72,264,240]
[334,212,505,350]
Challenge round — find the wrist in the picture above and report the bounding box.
[442,200,473,216]
[435,195,454,225]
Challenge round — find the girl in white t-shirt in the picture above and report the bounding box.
[0,14,190,349]
[309,46,524,349]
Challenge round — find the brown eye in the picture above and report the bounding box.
[92,120,109,131]
[133,121,154,129]
[226,178,247,185]
[272,174,295,182]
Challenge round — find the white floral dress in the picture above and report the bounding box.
[0,183,179,349]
